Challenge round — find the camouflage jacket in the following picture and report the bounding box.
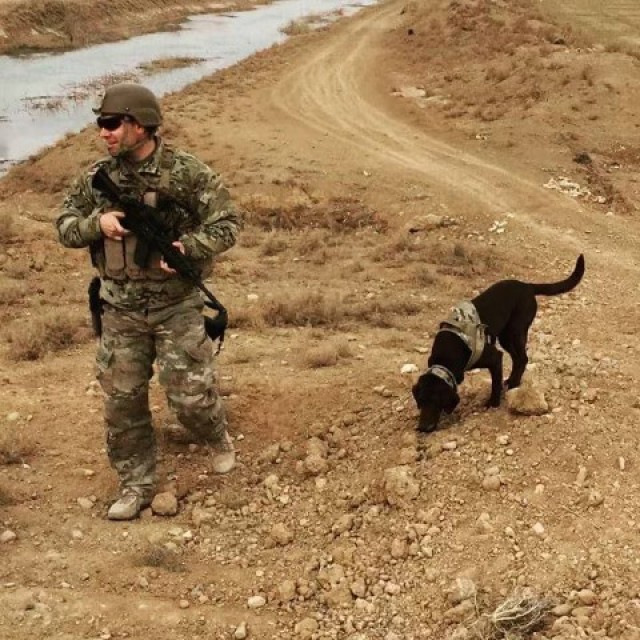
[56,138,241,310]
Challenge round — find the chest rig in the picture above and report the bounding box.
[438,300,487,370]
[96,146,190,282]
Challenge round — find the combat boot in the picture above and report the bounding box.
[211,430,235,474]
[107,488,152,521]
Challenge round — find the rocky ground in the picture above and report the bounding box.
[2,0,640,639]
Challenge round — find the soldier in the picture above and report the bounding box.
[56,83,241,520]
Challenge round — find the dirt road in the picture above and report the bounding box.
[1,0,640,639]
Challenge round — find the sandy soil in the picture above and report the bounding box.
[2,0,640,639]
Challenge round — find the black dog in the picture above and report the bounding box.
[412,255,585,432]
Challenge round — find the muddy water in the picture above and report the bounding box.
[0,0,374,175]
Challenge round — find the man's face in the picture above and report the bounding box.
[97,114,145,156]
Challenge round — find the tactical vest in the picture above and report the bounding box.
[95,146,182,282]
[438,301,487,369]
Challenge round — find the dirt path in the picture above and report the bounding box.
[2,1,640,639]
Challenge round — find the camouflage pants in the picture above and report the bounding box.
[96,295,226,495]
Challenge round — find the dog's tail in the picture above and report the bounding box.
[532,254,585,296]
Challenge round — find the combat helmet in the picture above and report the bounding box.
[93,83,162,127]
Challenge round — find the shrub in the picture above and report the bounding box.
[4,307,88,361]
[0,423,36,465]
[0,210,16,243]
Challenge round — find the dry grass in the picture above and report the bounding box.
[260,231,289,256]
[262,290,343,327]
[231,288,424,331]
[240,194,387,233]
[470,592,553,639]
[4,307,88,361]
[0,483,16,505]
[135,545,185,573]
[0,423,37,465]
[412,264,438,286]
[0,210,16,242]
[138,57,204,74]
[280,18,313,36]
[300,338,352,368]
[0,279,27,306]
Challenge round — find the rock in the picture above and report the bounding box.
[587,489,603,507]
[77,497,94,510]
[505,380,549,415]
[531,522,545,537]
[447,577,477,605]
[258,443,280,463]
[294,617,319,638]
[332,514,354,535]
[325,584,353,608]
[270,523,294,546]
[0,530,17,543]
[151,492,178,516]
[234,621,248,639]
[476,513,493,533]
[247,595,266,609]
[191,506,214,527]
[575,465,588,486]
[398,447,418,464]
[393,85,427,99]
[552,603,572,616]
[482,475,501,491]
[318,564,345,587]
[303,454,328,476]
[577,589,597,605]
[390,537,408,559]
[306,436,328,458]
[383,466,420,506]
[278,580,297,602]
[401,363,419,374]
[350,578,367,598]
[445,599,475,622]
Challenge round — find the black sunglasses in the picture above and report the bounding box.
[96,115,127,131]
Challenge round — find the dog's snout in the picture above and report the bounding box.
[417,406,441,433]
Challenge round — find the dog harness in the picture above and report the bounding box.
[438,300,487,370]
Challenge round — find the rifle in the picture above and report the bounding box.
[91,167,228,349]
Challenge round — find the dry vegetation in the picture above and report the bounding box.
[0,0,272,54]
[0,422,37,465]
[3,307,89,361]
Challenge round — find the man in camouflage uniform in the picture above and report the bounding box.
[56,83,241,520]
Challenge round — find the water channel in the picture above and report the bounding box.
[0,0,374,176]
